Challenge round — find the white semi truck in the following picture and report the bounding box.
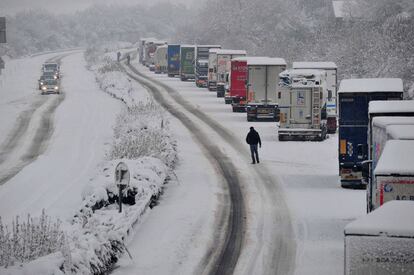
[292,62,338,133]
[245,57,287,122]
[278,69,328,141]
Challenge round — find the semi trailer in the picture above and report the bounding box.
[364,100,414,212]
[278,69,328,141]
[167,44,180,77]
[154,45,168,74]
[292,62,338,133]
[216,49,246,98]
[245,57,287,121]
[337,78,403,188]
[180,45,195,81]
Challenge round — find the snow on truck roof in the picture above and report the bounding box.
[369,100,414,114]
[213,49,247,55]
[374,140,414,175]
[372,116,414,128]
[279,69,326,78]
[232,56,286,66]
[345,201,414,238]
[387,124,414,140]
[338,78,404,93]
[292,62,337,69]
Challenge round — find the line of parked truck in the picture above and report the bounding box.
[139,38,339,141]
[138,37,413,193]
[139,38,414,274]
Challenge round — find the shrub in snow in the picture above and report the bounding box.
[109,102,177,167]
[0,210,67,268]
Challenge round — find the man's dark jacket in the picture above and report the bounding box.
[246,129,261,146]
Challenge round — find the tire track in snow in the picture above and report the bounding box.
[125,64,245,275]
[0,53,71,185]
[125,63,296,275]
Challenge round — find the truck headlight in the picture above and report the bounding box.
[54,86,59,90]
[42,86,46,90]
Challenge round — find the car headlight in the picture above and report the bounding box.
[54,86,59,90]
[54,76,58,79]
[42,86,46,90]
[40,82,44,85]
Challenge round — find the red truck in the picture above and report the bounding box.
[227,58,248,112]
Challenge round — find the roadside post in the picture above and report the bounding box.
[0,17,6,76]
[114,162,130,213]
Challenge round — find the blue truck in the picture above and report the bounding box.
[167,44,180,77]
[338,78,404,188]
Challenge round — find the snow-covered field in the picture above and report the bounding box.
[131,58,367,275]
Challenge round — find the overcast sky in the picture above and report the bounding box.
[0,0,193,15]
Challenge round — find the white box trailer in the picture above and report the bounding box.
[154,44,168,74]
[214,49,246,97]
[292,62,338,133]
[245,57,287,121]
[365,100,414,211]
[371,140,414,210]
[344,200,414,275]
[207,48,220,91]
[278,69,328,141]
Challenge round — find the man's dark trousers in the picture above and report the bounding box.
[250,144,259,163]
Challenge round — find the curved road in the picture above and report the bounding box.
[0,52,73,185]
[124,62,296,275]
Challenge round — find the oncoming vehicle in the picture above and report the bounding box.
[38,73,56,89]
[40,79,60,95]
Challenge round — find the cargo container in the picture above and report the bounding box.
[228,58,248,111]
[167,44,180,77]
[144,39,166,67]
[344,201,414,275]
[207,48,220,91]
[364,100,414,211]
[368,121,414,211]
[292,62,338,133]
[180,45,195,81]
[245,57,287,121]
[154,45,168,74]
[139,37,155,65]
[372,140,414,209]
[195,45,221,88]
[278,69,328,141]
[338,78,403,188]
[216,49,246,98]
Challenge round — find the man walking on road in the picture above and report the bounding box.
[246,126,261,164]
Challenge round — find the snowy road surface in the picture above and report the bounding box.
[0,52,121,222]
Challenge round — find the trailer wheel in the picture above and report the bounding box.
[278,135,285,141]
[181,77,187,81]
[247,117,253,122]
